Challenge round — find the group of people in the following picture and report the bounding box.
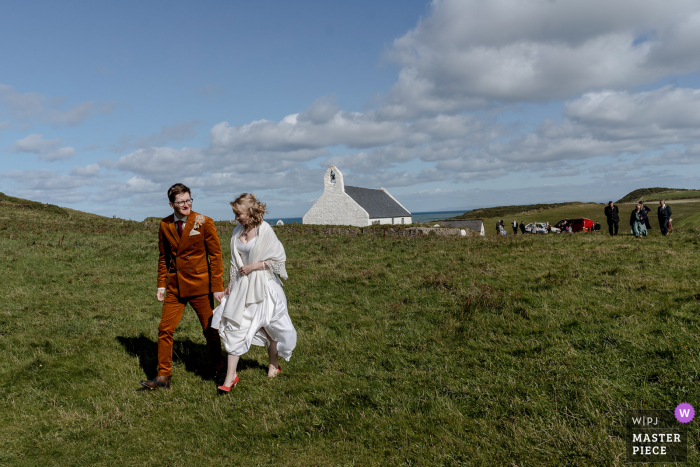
[496,219,526,235]
[140,183,297,392]
[604,199,673,238]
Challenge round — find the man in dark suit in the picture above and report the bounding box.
[140,183,225,390]
[639,200,652,230]
[519,220,526,234]
[604,201,619,236]
[657,199,672,236]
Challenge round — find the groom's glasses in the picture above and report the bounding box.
[173,199,194,207]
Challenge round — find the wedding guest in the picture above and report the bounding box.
[604,201,619,236]
[512,219,518,235]
[546,222,551,233]
[630,203,648,238]
[594,221,601,231]
[639,200,652,230]
[658,199,672,235]
[214,193,297,392]
[519,221,526,234]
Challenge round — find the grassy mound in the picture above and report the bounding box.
[0,191,67,215]
[616,187,693,203]
[3,199,700,465]
[448,202,584,220]
[641,190,700,202]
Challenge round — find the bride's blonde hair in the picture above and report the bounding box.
[231,193,268,227]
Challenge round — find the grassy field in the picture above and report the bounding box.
[641,190,700,202]
[676,212,700,229]
[463,201,700,237]
[3,198,700,466]
[447,202,584,221]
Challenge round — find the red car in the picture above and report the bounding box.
[554,218,595,232]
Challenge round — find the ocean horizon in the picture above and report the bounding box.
[265,209,470,226]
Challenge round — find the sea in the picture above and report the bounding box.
[266,210,468,226]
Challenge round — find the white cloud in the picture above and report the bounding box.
[381,0,700,115]
[210,96,406,152]
[11,134,76,161]
[1,168,95,203]
[111,121,201,152]
[0,84,116,127]
[69,164,103,177]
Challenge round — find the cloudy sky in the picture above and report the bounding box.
[2,0,700,220]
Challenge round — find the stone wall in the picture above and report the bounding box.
[274,225,478,237]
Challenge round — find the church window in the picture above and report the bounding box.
[330,171,336,183]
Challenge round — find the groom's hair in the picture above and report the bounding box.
[168,183,191,202]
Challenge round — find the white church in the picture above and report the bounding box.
[303,165,412,227]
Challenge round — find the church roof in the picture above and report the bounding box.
[344,186,411,218]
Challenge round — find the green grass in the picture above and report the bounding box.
[641,190,700,202]
[616,187,683,203]
[676,212,700,229]
[470,201,700,236]
[447,202,584,220]
[616,187,700,203]
[3,201,700,465]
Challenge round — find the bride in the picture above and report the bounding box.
[213,193,297,391]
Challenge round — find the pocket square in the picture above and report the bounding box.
[189,229,201,236]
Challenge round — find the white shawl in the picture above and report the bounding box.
[221,221,287,326]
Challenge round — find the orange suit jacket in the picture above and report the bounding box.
[157,211,224,298]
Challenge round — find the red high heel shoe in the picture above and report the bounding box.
[217,374,239,392]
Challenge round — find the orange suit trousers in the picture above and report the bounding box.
[158,293,224,377]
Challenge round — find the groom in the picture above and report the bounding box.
[140,183,225,389]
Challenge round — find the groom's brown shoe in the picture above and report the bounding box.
[140,375,171,390]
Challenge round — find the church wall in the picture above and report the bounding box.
[303,165,370,226]
[370,217,413,225]
[303,191,370,226]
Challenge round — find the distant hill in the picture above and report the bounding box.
[616,187,700,203]
[0,191,67,215]
[446,202,586,220]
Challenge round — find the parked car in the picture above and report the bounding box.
[554,218,595,232]
[525,222,548,234]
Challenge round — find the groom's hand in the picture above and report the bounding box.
[214,291,225,303]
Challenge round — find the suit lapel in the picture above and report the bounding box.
[176,212,197,255]
[167,215,180,249]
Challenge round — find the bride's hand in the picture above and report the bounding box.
[240,264,255,276]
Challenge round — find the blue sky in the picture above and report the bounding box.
[2,0,700,220]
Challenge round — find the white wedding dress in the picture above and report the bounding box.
[217,236,297,360]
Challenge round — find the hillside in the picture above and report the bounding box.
[447,202,585,220]
[0,191,68,215]
[616,187,700,203]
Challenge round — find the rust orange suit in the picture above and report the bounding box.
[156,211,224,377]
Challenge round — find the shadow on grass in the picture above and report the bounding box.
[116,334,267,381]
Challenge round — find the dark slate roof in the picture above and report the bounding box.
[442,220,484,231]
[344,186,411,218]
